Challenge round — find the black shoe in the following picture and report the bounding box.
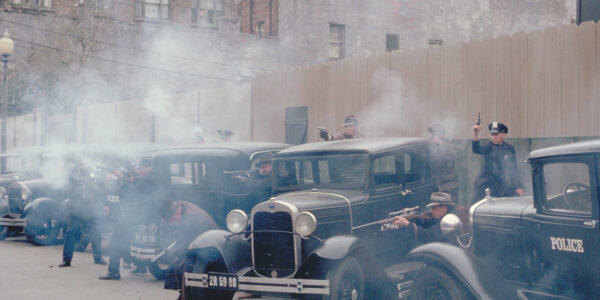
[58,261,71,268]
[130,267,146,274]
[98,272,121,280]
[94,258,107,265]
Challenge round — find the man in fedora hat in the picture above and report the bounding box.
[428,123,458,200]
[472,121,524,202]
[217,129,234,142]
[319,114,368,141]
[392,192,468,244]
[229,152,274,201]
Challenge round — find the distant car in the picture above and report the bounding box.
[183,138,438,299]
[0,143,168,246]
[129,142,289,280]
[405,139,600,299]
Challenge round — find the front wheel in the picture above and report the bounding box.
[325,256,364,300]
[411,266,467,300]
[25,211,61,246]
[187,258,234,300]
[148,255,171,280]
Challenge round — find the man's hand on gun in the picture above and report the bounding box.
[318,127,329,141]
[392,216,410,228]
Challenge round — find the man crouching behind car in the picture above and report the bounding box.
[161,197,218,300]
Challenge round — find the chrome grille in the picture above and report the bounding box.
[253,211,295,278]
[8,187,24,215]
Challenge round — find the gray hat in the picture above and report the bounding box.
[254,152,274,168]
[426,192,455,207]
[342,114,360,126]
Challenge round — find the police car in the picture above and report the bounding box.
[406,139,600,299]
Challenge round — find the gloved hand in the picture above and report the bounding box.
[319,128,329,141]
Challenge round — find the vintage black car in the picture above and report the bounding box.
[0,146,52,239]
[402,139,600,299]
[128,142,289,279]
[0,143,167,246]
[183,138,438,299]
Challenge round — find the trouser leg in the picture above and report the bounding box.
[62,215,82,262]
[88,217,103,260]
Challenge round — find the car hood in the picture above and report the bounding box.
[270,189,367,212]
[473,196,534,218]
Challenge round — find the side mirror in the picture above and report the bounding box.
[440,213,462,235]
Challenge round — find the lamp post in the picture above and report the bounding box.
[0,30,13,173]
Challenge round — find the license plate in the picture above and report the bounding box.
[207,272,238,291]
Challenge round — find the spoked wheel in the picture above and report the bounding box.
[325,257,364,300]
[25,213,61,246]
[148,255,171,280]
[412,266,467,300]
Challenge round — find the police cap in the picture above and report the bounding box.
[488,122,508,134]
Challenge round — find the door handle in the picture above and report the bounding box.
[401,189,412,196]
[584,220,598,227]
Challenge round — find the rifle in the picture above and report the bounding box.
[353,206,421,230]
[96,165,136,178]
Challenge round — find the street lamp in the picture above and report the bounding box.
[0,30,13,173]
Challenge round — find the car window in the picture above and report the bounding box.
[170,161,206,184]
[403,152,421,183]
[274,155,366,191]
[542,162,592,214]
[373,154,398,187]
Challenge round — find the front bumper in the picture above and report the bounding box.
[0,216,25,227]
[184,272,330,295]
[130,246,156,260]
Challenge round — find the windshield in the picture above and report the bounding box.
[3,155,40,174]
[273,154,368,191]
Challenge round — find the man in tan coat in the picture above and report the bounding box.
[319,114,368,141]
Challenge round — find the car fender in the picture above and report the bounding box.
[24,197,61,216]
[188,229,250,274]
[407,242,519,300]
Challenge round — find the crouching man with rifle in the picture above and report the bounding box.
[391,192,468,244]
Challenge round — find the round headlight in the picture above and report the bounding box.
[440,213,462,235]
[226,209,248,233]
[295,212,317,237]
[20,185,31,201]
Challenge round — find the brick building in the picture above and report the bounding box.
[0,0,577,141]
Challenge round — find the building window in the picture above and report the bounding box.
[191,0,223,26]
[136,0,170,20]
[386,34,399,52]
[13,0,52,9]
[329,23,345,61]
[95,0,103,13]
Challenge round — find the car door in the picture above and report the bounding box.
[525,156,600,297]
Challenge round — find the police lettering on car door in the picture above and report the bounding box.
[550,237,584,253]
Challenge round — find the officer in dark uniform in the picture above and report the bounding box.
[472,122,524,202]
[59,156,107,267]
[427,124,459,200]
[99,160,157,280]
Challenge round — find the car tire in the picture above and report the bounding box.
[187,258,234,300]
[148,256,171,280]
[324,256,364,300]
[411,265,467,300]
[24,209,61,246]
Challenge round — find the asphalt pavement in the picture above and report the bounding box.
[0,236,178,300]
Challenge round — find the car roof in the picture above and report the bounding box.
[153,142,290,160]
[18,143,171,159]
[528,139,600,160]
[276,137,428,156]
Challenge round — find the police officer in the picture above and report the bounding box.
[99,160,156,280]
[472,121,524,201]
[428,124,459,200]
[392,192,468,244]
[319,114,368,141]
[59,156,107,267]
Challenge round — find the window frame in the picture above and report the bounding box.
[534,155,598,218]
[329,23,345,61]
[136,0,170,21]
[191,0,223,26]
[386,33,399,52]
[13,0,53,10]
